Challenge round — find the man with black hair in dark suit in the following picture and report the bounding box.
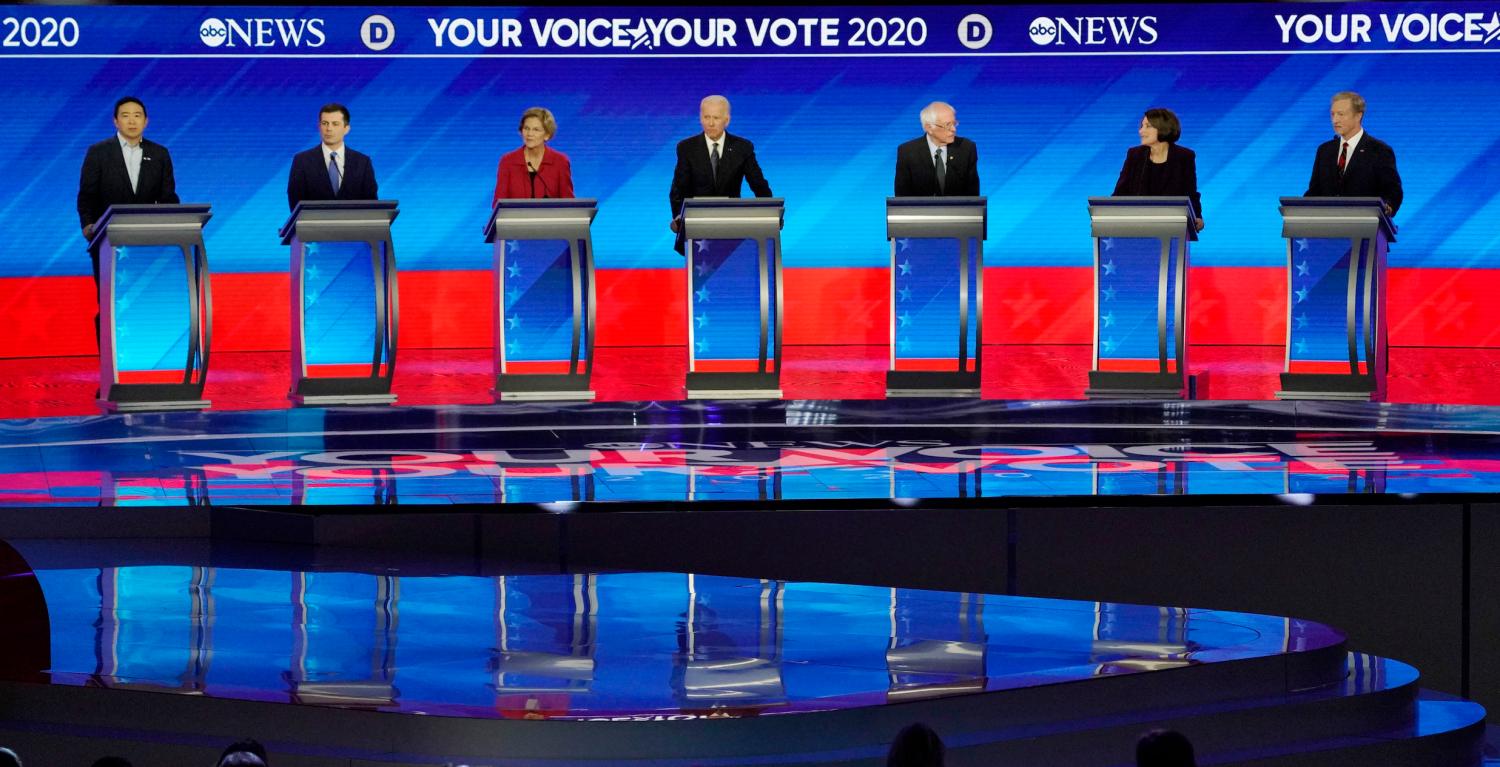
[668,94,773,255]
[895,101,980,197]
[287,102,379,210]
[1305,90,1402,217]
[77,96,180,276]
[76,95,181,345]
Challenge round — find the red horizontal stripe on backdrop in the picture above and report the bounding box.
[5,266,1500,359]
[305,363,384,378]
[894,358,963,372]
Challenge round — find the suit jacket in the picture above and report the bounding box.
[1305,133,1402,216]
[76,136,180,231]
[493,146,575,205]
[1112,144,1203,220]
[669,132,773,254]
[894,135,980,197]
[287,145,379,211]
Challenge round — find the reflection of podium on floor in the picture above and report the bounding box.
[1085,197,1198,399]
[675,574,785,711]
[485,199,598,401]
[280,200,400,406]
[885,197,986,397]
[683,198,785,399]
[1276,197,1394,401]
[886,589,986,701]
[90,204,213,413]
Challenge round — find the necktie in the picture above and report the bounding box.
[1336,141,1347,175]
[328,151,342,194]
[934,148,946,193]
[710,142,720,184]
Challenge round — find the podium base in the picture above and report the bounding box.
[493,373,595,402]
[1085,371,1191,400]
[885,371,980,398]
[1276,372,1381,401]
[291,393,398,407]
[686,371,780,400]
[98,398,211,414]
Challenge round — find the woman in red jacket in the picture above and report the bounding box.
[493,106,575,204]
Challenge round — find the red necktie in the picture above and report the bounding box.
[1337,141,1348,174]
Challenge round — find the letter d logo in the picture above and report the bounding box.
[958,13,992,49]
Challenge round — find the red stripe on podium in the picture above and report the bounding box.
[893,358,959,372]
[1097,359,1180,373]
[693,359,774,373]
[503,361,580,374]
[1288,361,1367,374]
[116,370,189,384]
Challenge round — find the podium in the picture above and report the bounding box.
[1085,197,1198,399]
[279,200,399,406]
[484,199,598,401]
[682,198,784,399]
[885,197,986,397]
[1276,197,1394,401]
[89,203,213,413]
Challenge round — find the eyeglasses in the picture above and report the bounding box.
[928,121,957,131]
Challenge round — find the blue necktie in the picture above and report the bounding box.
[328,151,342,194]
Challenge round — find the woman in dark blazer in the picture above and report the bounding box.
[493,106,575,204]
[1112,107,1203,232]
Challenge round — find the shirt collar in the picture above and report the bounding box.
[926,135,948,156]
[117,133,141,150]
[1340,129,1364,150]
[321,143,346,159]
[704,133,725,150]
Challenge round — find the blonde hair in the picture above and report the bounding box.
[518,106,557,139]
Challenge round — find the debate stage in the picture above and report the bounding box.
[0,393,1497,765]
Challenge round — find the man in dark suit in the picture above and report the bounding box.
[76,96,181,345]
[1305,91,1402,217]
[895,101,979,197]
[76,96,180,261]
[668,95,773,254]
[287,102,379,211]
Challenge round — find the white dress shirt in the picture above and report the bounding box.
[117,133,142,194]
[1337,129,1364,170]
[320,143,347,183]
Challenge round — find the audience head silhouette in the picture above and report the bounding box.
[1137,729,1197,767]
[217,739,269,767]
[0,747,20,767]
[886,722,945,767]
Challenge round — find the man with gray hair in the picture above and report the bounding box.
[895,101,980,197]
[1305,90,1402,217]
[668,94,773,255]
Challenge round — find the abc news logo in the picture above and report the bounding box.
[956,12,1159,49]
[198,17,327,48]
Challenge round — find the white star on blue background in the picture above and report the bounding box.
[1295,313,1309,330]
[898,260,913,275]
[898,286,912,302]
[1295,260,1310,276]
[1295,287,1309,303]
[507,316,522,329]
[695,286,710,303]
[1102,260,1116,276]
[1101,337,1117,353]
[1102,286,1117,302]
[695,313,709,328]
[506,262,522,278]
[1295,239,1309,253]
[897,312,912,328]
[1294,339,1308,355]
[1102,312,1115,328]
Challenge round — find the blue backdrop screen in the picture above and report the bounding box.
[2,3,1498,278]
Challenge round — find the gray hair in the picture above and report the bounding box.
[1332,91,1365,115]
[700,94,730,113]
[919,101,955,127]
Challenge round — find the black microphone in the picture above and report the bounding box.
[526,159,550,199]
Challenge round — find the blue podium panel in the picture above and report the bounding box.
[892,237,980,369]
[113,245,192,374]
[500,239,579,366]
[1095,236,1182,370]
[1289,237,1372,372]
[690,238,777,368]
[302,241,379,370]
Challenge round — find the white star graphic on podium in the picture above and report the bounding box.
[695,287,711,303]
[898,260,912,275]
[507,262,522,278]
[1295,287,1309,303]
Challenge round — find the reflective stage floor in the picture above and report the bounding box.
[3,397,1500,509]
